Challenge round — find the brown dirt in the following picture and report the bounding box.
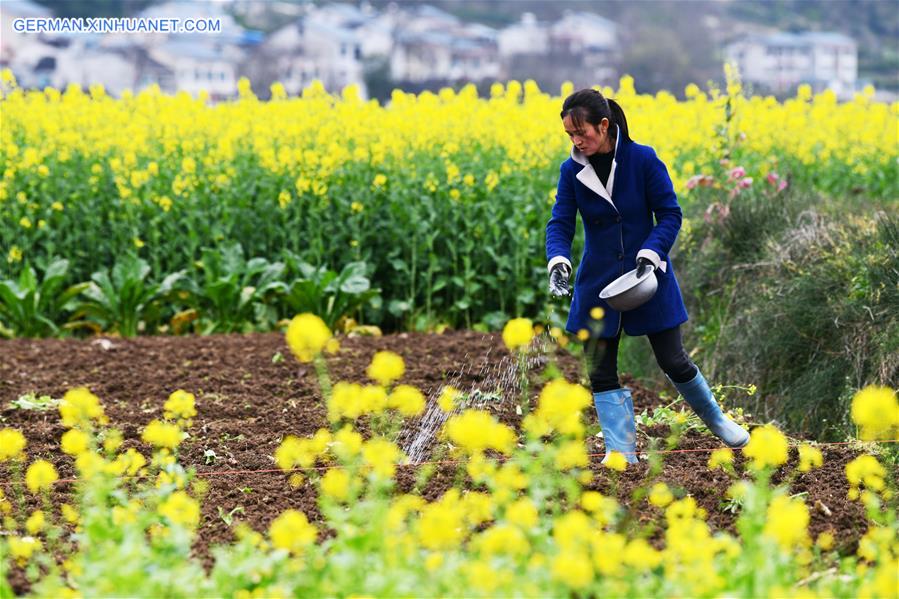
[0,331,874,594]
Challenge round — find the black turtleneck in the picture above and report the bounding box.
[587,128,616,188]
[587,149,614,188]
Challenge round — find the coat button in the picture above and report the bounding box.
[593,219,601,225]
[615,215,621,223]
[617,252,624,260]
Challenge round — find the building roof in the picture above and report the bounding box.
[305,19,360,43]
[734,31,856,48]
[800,31,856,46]
[411,4,459,24]
[560,10,618,31]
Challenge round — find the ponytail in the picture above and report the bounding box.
[607,98,631,142]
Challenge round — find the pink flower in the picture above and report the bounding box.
[701,175,715,187]
[739,177,753,188]
[686,175,703,190]
[728,166,746,180]
[766,172,780,185]
[777,179,788,192]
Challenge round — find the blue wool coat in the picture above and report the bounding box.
[545,134,689,338]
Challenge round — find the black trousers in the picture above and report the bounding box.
[584,325,698,393]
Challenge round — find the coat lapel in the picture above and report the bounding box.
[570,130,621,213]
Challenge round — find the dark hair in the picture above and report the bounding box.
[560,88,631,143]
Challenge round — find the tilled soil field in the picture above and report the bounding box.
[1,331,869,594]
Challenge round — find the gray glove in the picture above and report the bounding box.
[548,263,571,297]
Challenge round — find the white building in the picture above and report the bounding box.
[389,4,499,85]
[725,31,858,97]
[150,40,237,99]
[261,16,367,98]
[549,10,618,55]
[0,0,57,88]
[498,12,548,57]
[0,0,52,67]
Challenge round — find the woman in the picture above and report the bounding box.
[545,88,748,464]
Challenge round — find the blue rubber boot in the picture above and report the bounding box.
[667,369,750,448]
[593,387,639,464]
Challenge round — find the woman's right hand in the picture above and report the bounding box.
[548,263,571,297]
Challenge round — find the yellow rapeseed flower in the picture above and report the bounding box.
[387,384,426,417]
[61,503,79,524]
[141,420,182,450]
[0,428,26,461]
[9,536,41,566]
[648,482,674,508]
[366,350,405,385]
[797,444,823,472]
[505,497,539,529]
[708,447,734,470]
[763,495,810,549]
[592,531,627,575]
[743,424,789,469]
[74,452,106,479]
[361,437,402,478]
[59,387,107,428]
[332,425,363,460]
[327,382,383,421]
[60,429,90,456]
[437,385,459,412]
[164,389,197,423]
[551,552,593,589]
[277,190,292,209]
[285,313,331,363]
[580,491,604,512]
[533,378,592,437]
[816,531,834,551]
[555,440,588,470]
[7,245,23,263]
[845,454,885,496]
[850,385,898,441]
[623,538,663,570]
[418,490,464,550]
[472,524,529,557]
[25,510,45,534]
[603,451,628,471]
[320,467,350,501]
[501,317,534,351]
[103,429,124,453]
[445,410,516,455]
[553,510,592,551]
[274,435,317,471]
[158,491,201,529]
[269,509,317,554]
[25,460,58,493]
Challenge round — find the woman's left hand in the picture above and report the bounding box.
[636,257,654,277]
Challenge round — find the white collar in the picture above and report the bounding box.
[571,126,621,208]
